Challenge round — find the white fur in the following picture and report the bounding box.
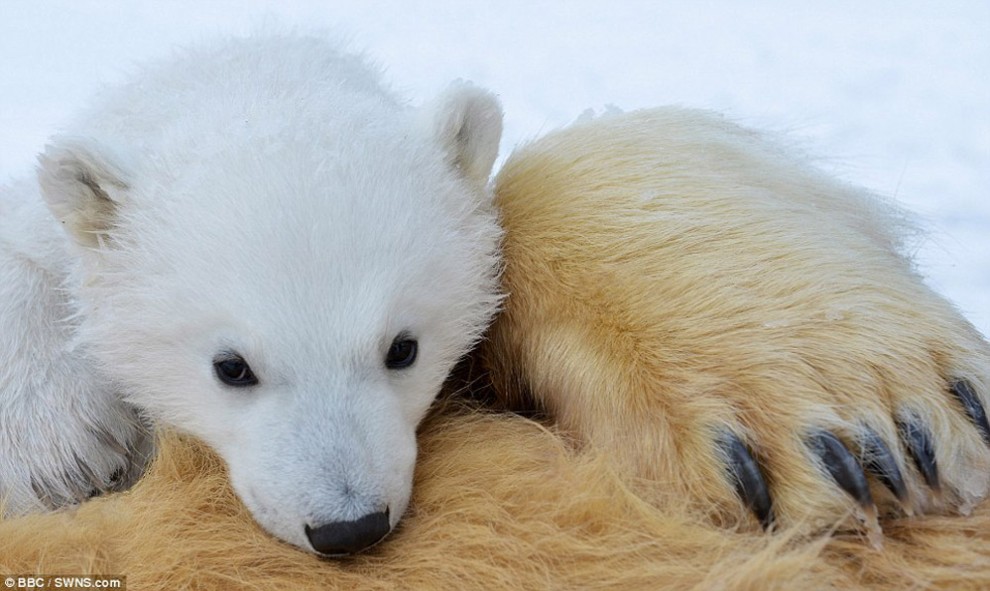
[0,34,503,553]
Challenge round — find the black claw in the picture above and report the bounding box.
[108,466,127,489]
[808,431,874,509]
[951,379,990,447]
[719,432,774,529]
[898,418,940,493]
[860,429,909,504]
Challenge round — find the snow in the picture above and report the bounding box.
[2,0,987,335]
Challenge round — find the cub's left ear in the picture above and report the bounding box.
[421,81,503,186]
[37,136,131,250]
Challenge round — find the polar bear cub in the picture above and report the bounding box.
[0,35,503,555]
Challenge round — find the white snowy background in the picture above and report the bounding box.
[2,1,987,336]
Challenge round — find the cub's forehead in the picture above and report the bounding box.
[161,157,452,269]
[178,104,454,195]
[138,114,462,246]
[101,90,490,343]
[122,126,472,318]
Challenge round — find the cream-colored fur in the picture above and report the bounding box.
[481,108,990,537]
[2,408,990,589]
[3,108,990,588]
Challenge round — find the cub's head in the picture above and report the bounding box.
[38,81,503,556]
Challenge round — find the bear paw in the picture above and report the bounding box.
[0,380,151,516]
[716,367,990,542]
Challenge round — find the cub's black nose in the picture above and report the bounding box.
[305,509,391,556]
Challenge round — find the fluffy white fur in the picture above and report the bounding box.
[0,34,503,554]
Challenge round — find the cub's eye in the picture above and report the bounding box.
[213,354,259,387]
[385,336,418,370]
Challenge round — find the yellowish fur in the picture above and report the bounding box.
[4,108,990,588]
[2,406,990,589]
[482,108,990,531]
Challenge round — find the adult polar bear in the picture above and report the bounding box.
[1,33,989,557]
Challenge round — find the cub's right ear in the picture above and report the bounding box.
[37,136,131,249]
